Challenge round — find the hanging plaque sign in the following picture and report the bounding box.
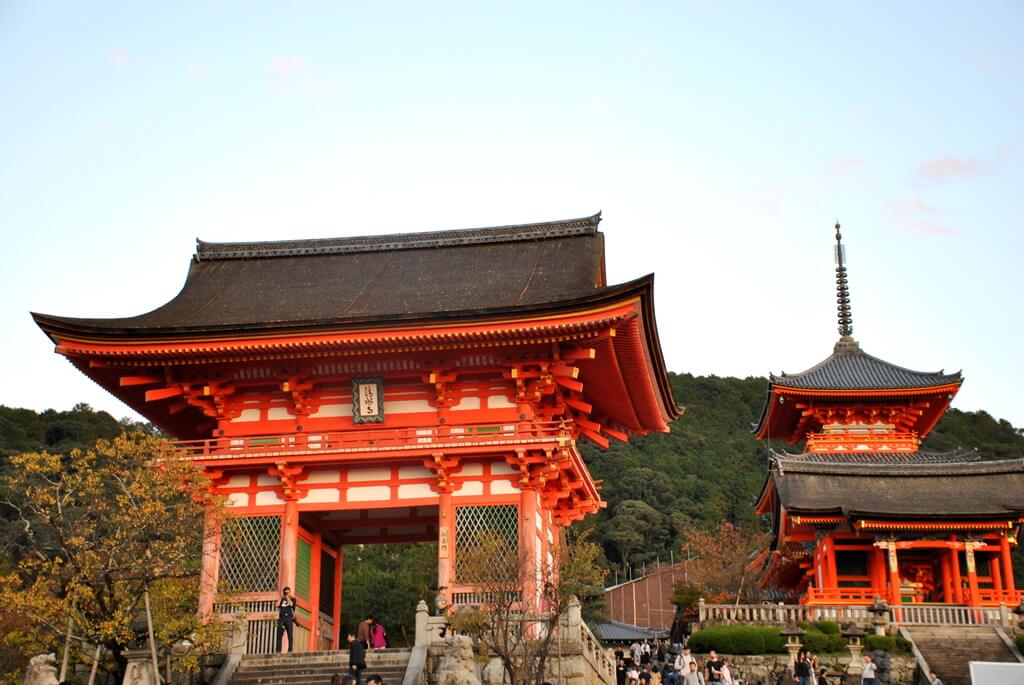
[352,377,384,424]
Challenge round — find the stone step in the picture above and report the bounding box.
[232,670,407,685]
[231,650,412,685]
[904,626,1016,685]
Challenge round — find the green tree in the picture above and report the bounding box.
[0,433,225,682]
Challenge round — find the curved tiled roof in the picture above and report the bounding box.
[32,214,609,335]
[772,449,983,466]
[770,339,962,391]
[768,452,1024,518]
[196,214,601,260]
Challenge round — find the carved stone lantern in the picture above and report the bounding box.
[868,596,890,636]
[1013,598,1024,629]
[779,624,805,669]
[842,623,867,675]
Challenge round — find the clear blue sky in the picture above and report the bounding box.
[2,2,1022,429]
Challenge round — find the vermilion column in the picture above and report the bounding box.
[991,550,1003,595]
[824,535,838,596]
[965,543,981,606]
[308,532,323,651]
[950,542,964,604]
[198,512,222,618]
[438,490,454,605]
[333,546,344,649]
[869,547,886,598]
[886,545,901,605]
[520,488,539,612]
[1000,533,1017,595]
[940,552,954,603]
[280,499,300,596]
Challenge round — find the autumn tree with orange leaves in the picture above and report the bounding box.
[676,521,770,604]
[0,433,225,683]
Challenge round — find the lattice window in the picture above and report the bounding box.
[219,516,281,593]
[295,538,312,600]
[456,505,518,580]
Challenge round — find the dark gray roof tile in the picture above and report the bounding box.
[770,339,961,391]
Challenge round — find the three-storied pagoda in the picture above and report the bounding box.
[33,213,679,651]
[753,223,1024,608]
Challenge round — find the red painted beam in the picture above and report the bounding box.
[145,386,184,402]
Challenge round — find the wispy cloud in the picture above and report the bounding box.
[898,218,959,237]
[267,54,308,80]
[109,49,128,66]
[914,145,1016,183]
[266,53,342,99]
[186,64,208,80]
[888,195,958,237]
[828,156,865,177]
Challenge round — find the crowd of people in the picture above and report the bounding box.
[613,639,914,685]
[615,642,738,685]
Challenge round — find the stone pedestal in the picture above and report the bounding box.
[121,649,158,685]
[846,645,863,677]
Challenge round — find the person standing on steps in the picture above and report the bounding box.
[927,671,943,685]
[276,587,296,653]
[370,619,388,649]
[357,615,375,648]
[348,631,367,685]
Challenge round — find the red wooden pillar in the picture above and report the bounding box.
[333,545,344,649]
[950,542,964,604]
[991,550,1003,596]
[965,543,981,607]
[520,487,539,612]
[824,534,838,594]
[940,551,954,603]
[438,490,454,605]
[886,545,901,605]
[280,499,300,595]
[1000,533,1017,595]
[309,531,323,651]
[198,512,222,618]
[869,547,886,598]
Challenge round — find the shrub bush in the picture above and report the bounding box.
[864,634,913,655]
[687,625,786,654]
[800,630,846,653]
[1017,634,1024,654]
[689,624,861,654]
[816,620,840,635]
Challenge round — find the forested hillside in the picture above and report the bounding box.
[1,373,1022,581]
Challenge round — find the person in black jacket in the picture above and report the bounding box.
[276,587,296,653]
[348,631,367,685]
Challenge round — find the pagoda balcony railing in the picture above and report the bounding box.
[699,599,1021,628]
[698,599,872,626]
[804,586,878,604]
[173,420,572,462]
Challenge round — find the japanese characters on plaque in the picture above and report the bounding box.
[438,527,450,558]
[352,377,385,424]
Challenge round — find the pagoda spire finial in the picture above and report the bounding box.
[834,221,858,349]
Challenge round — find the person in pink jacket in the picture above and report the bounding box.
[369,621,388,649]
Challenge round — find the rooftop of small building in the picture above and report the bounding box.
[762,449,1024,519]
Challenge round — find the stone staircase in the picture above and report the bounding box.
[902,626,1018,685]
[231,647,412,685]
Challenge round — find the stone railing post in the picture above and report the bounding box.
[999,602,1010,628]
[567,596,583,643]
[776,602,784,624]
[227,611,249,656]
[698,598,706,623]
[415,600,429,647]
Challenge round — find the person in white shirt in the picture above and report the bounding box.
[674,647,696,675]
[861,655,877,685]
